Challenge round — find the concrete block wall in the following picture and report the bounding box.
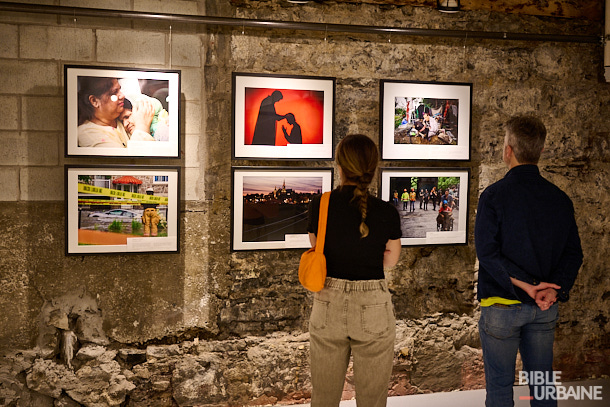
[0,0,211,351]
[0,0,206,203]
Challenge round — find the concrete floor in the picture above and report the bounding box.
[292,379,609,407]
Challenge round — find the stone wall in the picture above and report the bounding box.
[0,0,608,406]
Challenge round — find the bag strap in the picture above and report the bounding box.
[315,192,331,254]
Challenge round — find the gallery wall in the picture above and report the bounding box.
[0,0,608,404]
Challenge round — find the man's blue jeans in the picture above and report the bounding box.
[479,302,559,407]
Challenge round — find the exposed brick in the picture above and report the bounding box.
[184,133,200,168]
[171,34,203,68]
[0,167,20,201]
[182,99,201,135]
[184,166,202,201]
[133,0,200,15]
[178,67,203,102]
[0,131,60,166]
[0,96,20,130]
[60,0,131,10]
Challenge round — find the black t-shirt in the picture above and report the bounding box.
[307,186,402,280]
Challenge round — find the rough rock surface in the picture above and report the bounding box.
[0,315,483,406]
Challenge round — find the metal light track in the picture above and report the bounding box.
[0,1,601,44]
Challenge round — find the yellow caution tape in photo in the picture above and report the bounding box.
[78,183,169,205]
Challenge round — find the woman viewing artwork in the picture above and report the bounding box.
[306,134,402,407]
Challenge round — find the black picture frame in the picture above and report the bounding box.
[380,80,472,161]
[65,65,181,158]
[232,72,335,160]
[65,165,181,255]
[379,167,470,246]
[232,166,333,250]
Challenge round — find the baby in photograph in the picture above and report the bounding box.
[120,95,170,142]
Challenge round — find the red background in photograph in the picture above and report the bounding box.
[244,88,325,146]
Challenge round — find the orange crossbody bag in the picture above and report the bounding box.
[298,191,330,292]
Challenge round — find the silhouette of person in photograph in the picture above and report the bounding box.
[252,90,286,145]
[281,113,302,144]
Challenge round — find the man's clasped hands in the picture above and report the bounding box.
[510,277,560,311]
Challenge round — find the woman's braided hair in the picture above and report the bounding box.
[336,134,379,238]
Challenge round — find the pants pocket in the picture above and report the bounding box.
[361,302,393,336]
[310,298,330,330]
[482,305,520,340]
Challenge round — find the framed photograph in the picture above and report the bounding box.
[232,72,335,160]
[380,168,469,246]
[65,65,181,157]
[232,167,333,251]
[66,166,180,255]
[380,80,472,161]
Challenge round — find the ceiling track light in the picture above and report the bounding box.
[437,0,461,13]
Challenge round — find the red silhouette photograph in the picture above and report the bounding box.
[233,73,335,159]
[244,88,325,146]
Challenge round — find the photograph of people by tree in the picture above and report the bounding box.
[381,81,471,161]
[393,97,459,145]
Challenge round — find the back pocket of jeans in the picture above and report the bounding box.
[361,302,391,336]
[310,299,330,330]
[482,305,520,339]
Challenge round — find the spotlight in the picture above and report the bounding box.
[437,0,461,13]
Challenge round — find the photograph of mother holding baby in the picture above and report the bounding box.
[65,66,180,157]
[77,76,170,148]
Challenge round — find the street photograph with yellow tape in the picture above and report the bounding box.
[65,166,180,254]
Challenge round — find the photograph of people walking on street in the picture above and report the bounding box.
[380,168,469,246]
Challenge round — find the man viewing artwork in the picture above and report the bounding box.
[475,115,583,407]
